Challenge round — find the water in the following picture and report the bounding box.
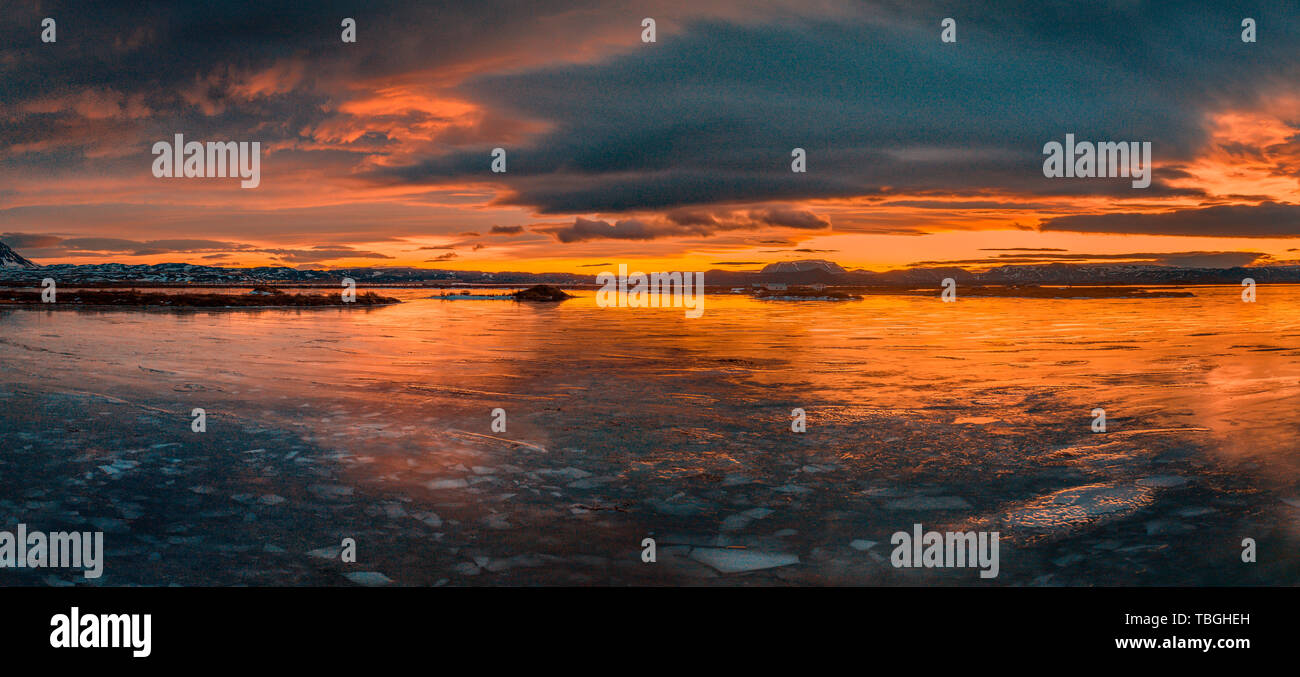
[2,287,1298,585]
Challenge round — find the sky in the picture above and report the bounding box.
[1,0,1299,273]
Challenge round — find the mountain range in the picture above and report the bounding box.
[1,241,1297,286]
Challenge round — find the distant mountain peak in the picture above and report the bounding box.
[759,259,846,275]
[0,241,39,269]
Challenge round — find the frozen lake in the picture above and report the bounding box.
[2,286,1298,585]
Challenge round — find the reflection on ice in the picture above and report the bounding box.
[1,286,1299,585]
[993,483,1155,537]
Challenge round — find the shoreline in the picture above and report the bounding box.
[0,288,402,309]
[0,302,403,311]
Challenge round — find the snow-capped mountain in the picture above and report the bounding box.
[0,241,38,269]
[760,259,847,275]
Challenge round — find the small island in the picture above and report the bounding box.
[433,284,574,302]
[510,284,573,301]
[0,286,401,308]
[755,286,862,301]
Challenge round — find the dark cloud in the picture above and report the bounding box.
[5,231,394,263]
[0,232,63,249]
[0,1,820,166]
[540,205,832,242]
[666,209,720,226]
[12,235,259,257]
[489,225,525,235]
[425,252,458,261]
[544,217,659,243]
[368,1,1296,212]
[884,200,1060,211]
[749,207,829,230]
[72,238,257,254]
[909,251,1269,268]
[1039,202,1300,238]
[263,247,393,263]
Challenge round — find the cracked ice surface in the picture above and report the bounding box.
[2,289,1299,585]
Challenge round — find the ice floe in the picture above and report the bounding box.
[688,548,800,573]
